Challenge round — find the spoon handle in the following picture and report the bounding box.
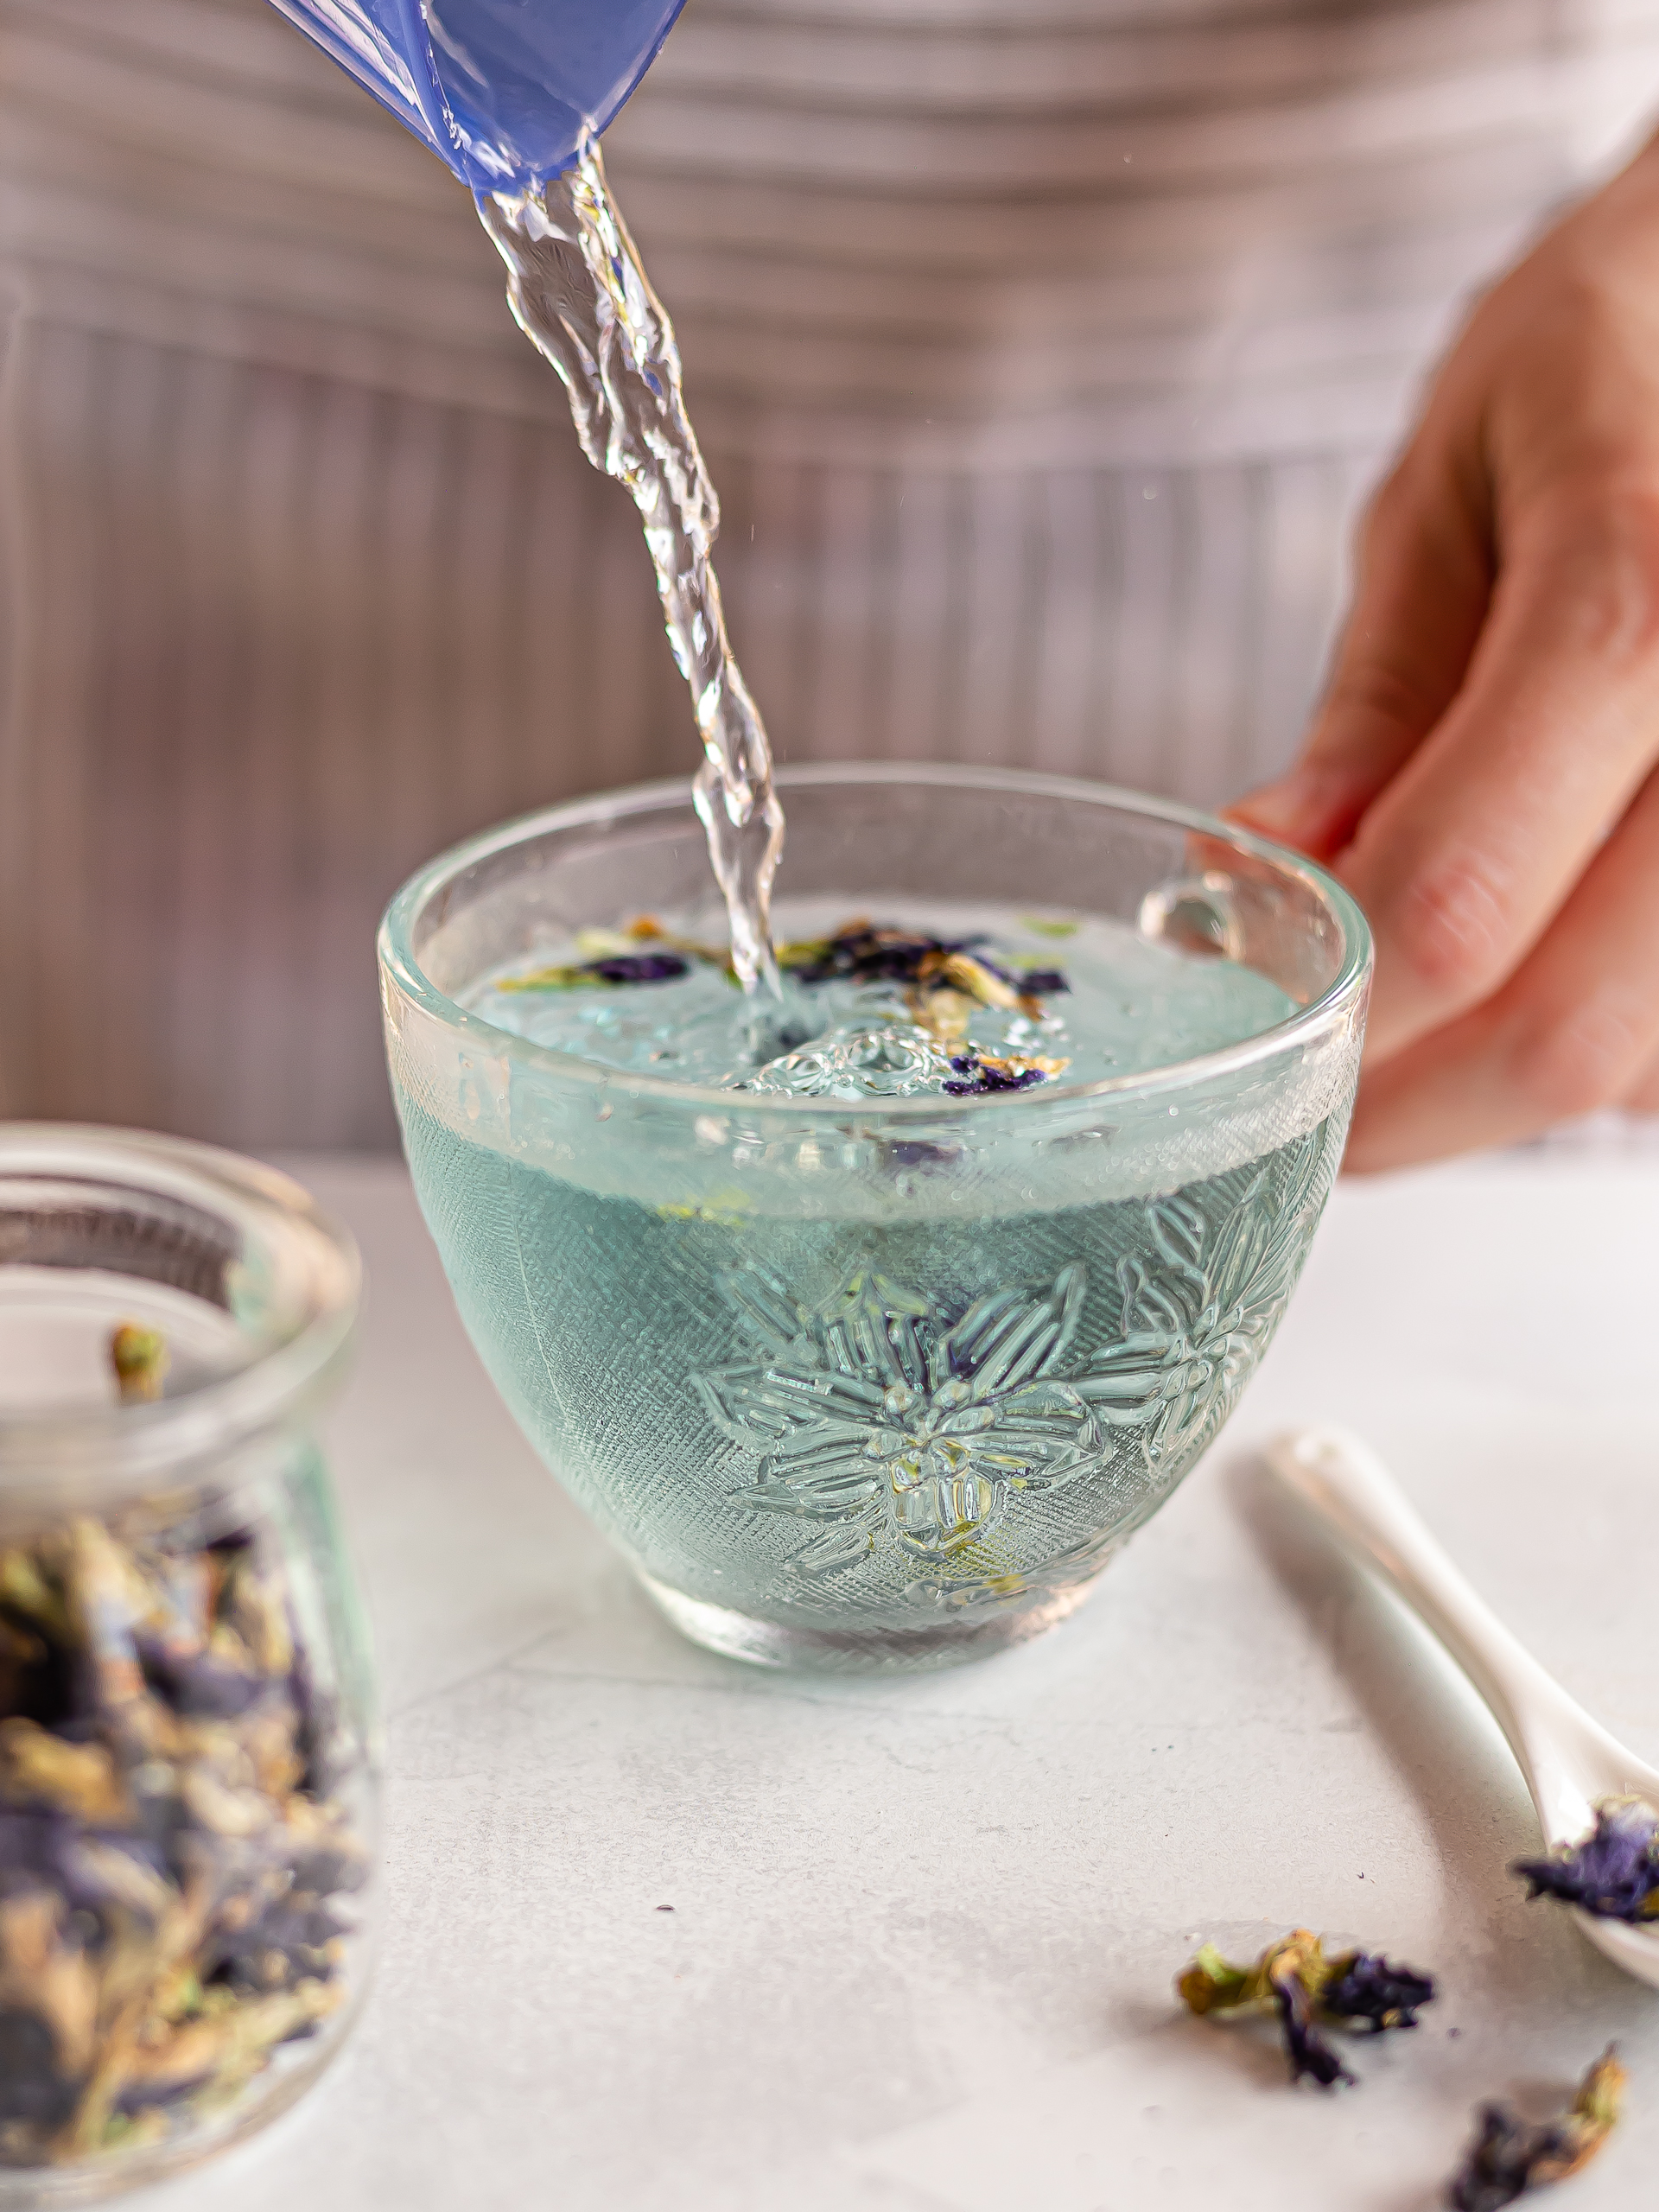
[1267,1426,1613,1838]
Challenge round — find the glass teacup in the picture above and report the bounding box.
[379,765,1370,1672]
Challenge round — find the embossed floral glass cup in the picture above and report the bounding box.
[380,764,1370,1672]
[0,1128,376,2204]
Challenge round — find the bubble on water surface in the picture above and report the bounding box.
[746,1025,956,1100]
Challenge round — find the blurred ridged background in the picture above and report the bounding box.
[2,0,1655,1145]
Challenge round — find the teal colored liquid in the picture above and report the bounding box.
[464,899,1298,1095]
[399,904,1333,1630]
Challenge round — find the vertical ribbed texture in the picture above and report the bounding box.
[1,307,1368,1144]
[3,319,676,1147]
[3,0,1656,1145]
[710,447,1365,793]
[0,304,1376,1146]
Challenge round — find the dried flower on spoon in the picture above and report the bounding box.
[1447,2046,1625,2210]
[1178,1929,1435,2088]
[1512,1799,1659,1922]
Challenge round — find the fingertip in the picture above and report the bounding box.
[1335,1111,1402,1176]
[1226,766,1372,863]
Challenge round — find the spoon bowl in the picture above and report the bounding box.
[1268,1424,1659,1990]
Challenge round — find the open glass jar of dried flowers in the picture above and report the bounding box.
[0,1128,375,2204]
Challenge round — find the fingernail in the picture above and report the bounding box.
[1230,767,1362,855]
[1234,774,1315,834]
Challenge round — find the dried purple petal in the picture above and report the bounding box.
[0,2005,77,2130]
[207,1886,350,1994]
[881,1139,961,1171]
[1448,2047,1625,2210]
[0,1808,165,1920]
[779,921,1071,1005]
[1177,1928,1434,2091]
[780,922,976,989]
[1268,1960,1354,2088]
[943,1053,1047,1097]
[942,1051,1068,1097]
[133,1635,269,1721]
[1512,1799,1659,1922]
[1320,1951,1436,2031]
[0,1474,365,2171]
[585,952,690,985]
[500,950,690,992]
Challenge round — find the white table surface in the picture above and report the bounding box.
[141,1143,1659,2212]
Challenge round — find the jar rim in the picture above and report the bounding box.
[0,1125,359,1486]
[378,760,1373,1120]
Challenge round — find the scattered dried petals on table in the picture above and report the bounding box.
[1178,1929,1436,2088]
[1447,2046,1625,2211]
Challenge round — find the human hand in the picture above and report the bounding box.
[1230,135,1659,1170]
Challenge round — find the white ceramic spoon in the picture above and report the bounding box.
[1268,1423,1659,1990]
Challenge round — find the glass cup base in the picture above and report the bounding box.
[636,1571,1107,1674]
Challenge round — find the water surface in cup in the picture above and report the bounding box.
[464,898,1297,1096]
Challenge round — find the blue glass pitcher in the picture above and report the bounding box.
[266,0,687,192]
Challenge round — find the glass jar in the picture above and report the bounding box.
[0,1128,374,2204]
[381,764,1370,1672]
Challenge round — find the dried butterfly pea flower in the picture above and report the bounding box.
[0,1722,129,1827]
[1179,1931,1352,2087]
[1178,1929,1435,2088]
[1319,1949,1436,2030]
[942,1051,1071,1097]
[1511,1798,1659,1922]
[501,910,719,988]
[569,916,728,970]
[499,950,690,991]
[110,1326,168,1406]
[507,917,1074,1045]
[779,920,1070,1002]
[907,987,975,1052]
[1447,2047,1625,2210]
[920,951,1064,1039]
[0,1333,367,2174]
[933,950,1021,1012]
[1271,1953,1354,2089]
[778,921,959,988]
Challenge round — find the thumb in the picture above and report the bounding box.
[1229,451,1491,861]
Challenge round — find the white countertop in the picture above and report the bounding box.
[144,1143,1659,2212]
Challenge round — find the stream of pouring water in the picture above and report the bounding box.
[479,138,785,995]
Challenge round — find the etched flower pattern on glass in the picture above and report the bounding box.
[694,1262,1106,1579]
[692,1128,1331,1592]
[1080,1127,1328,1467]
